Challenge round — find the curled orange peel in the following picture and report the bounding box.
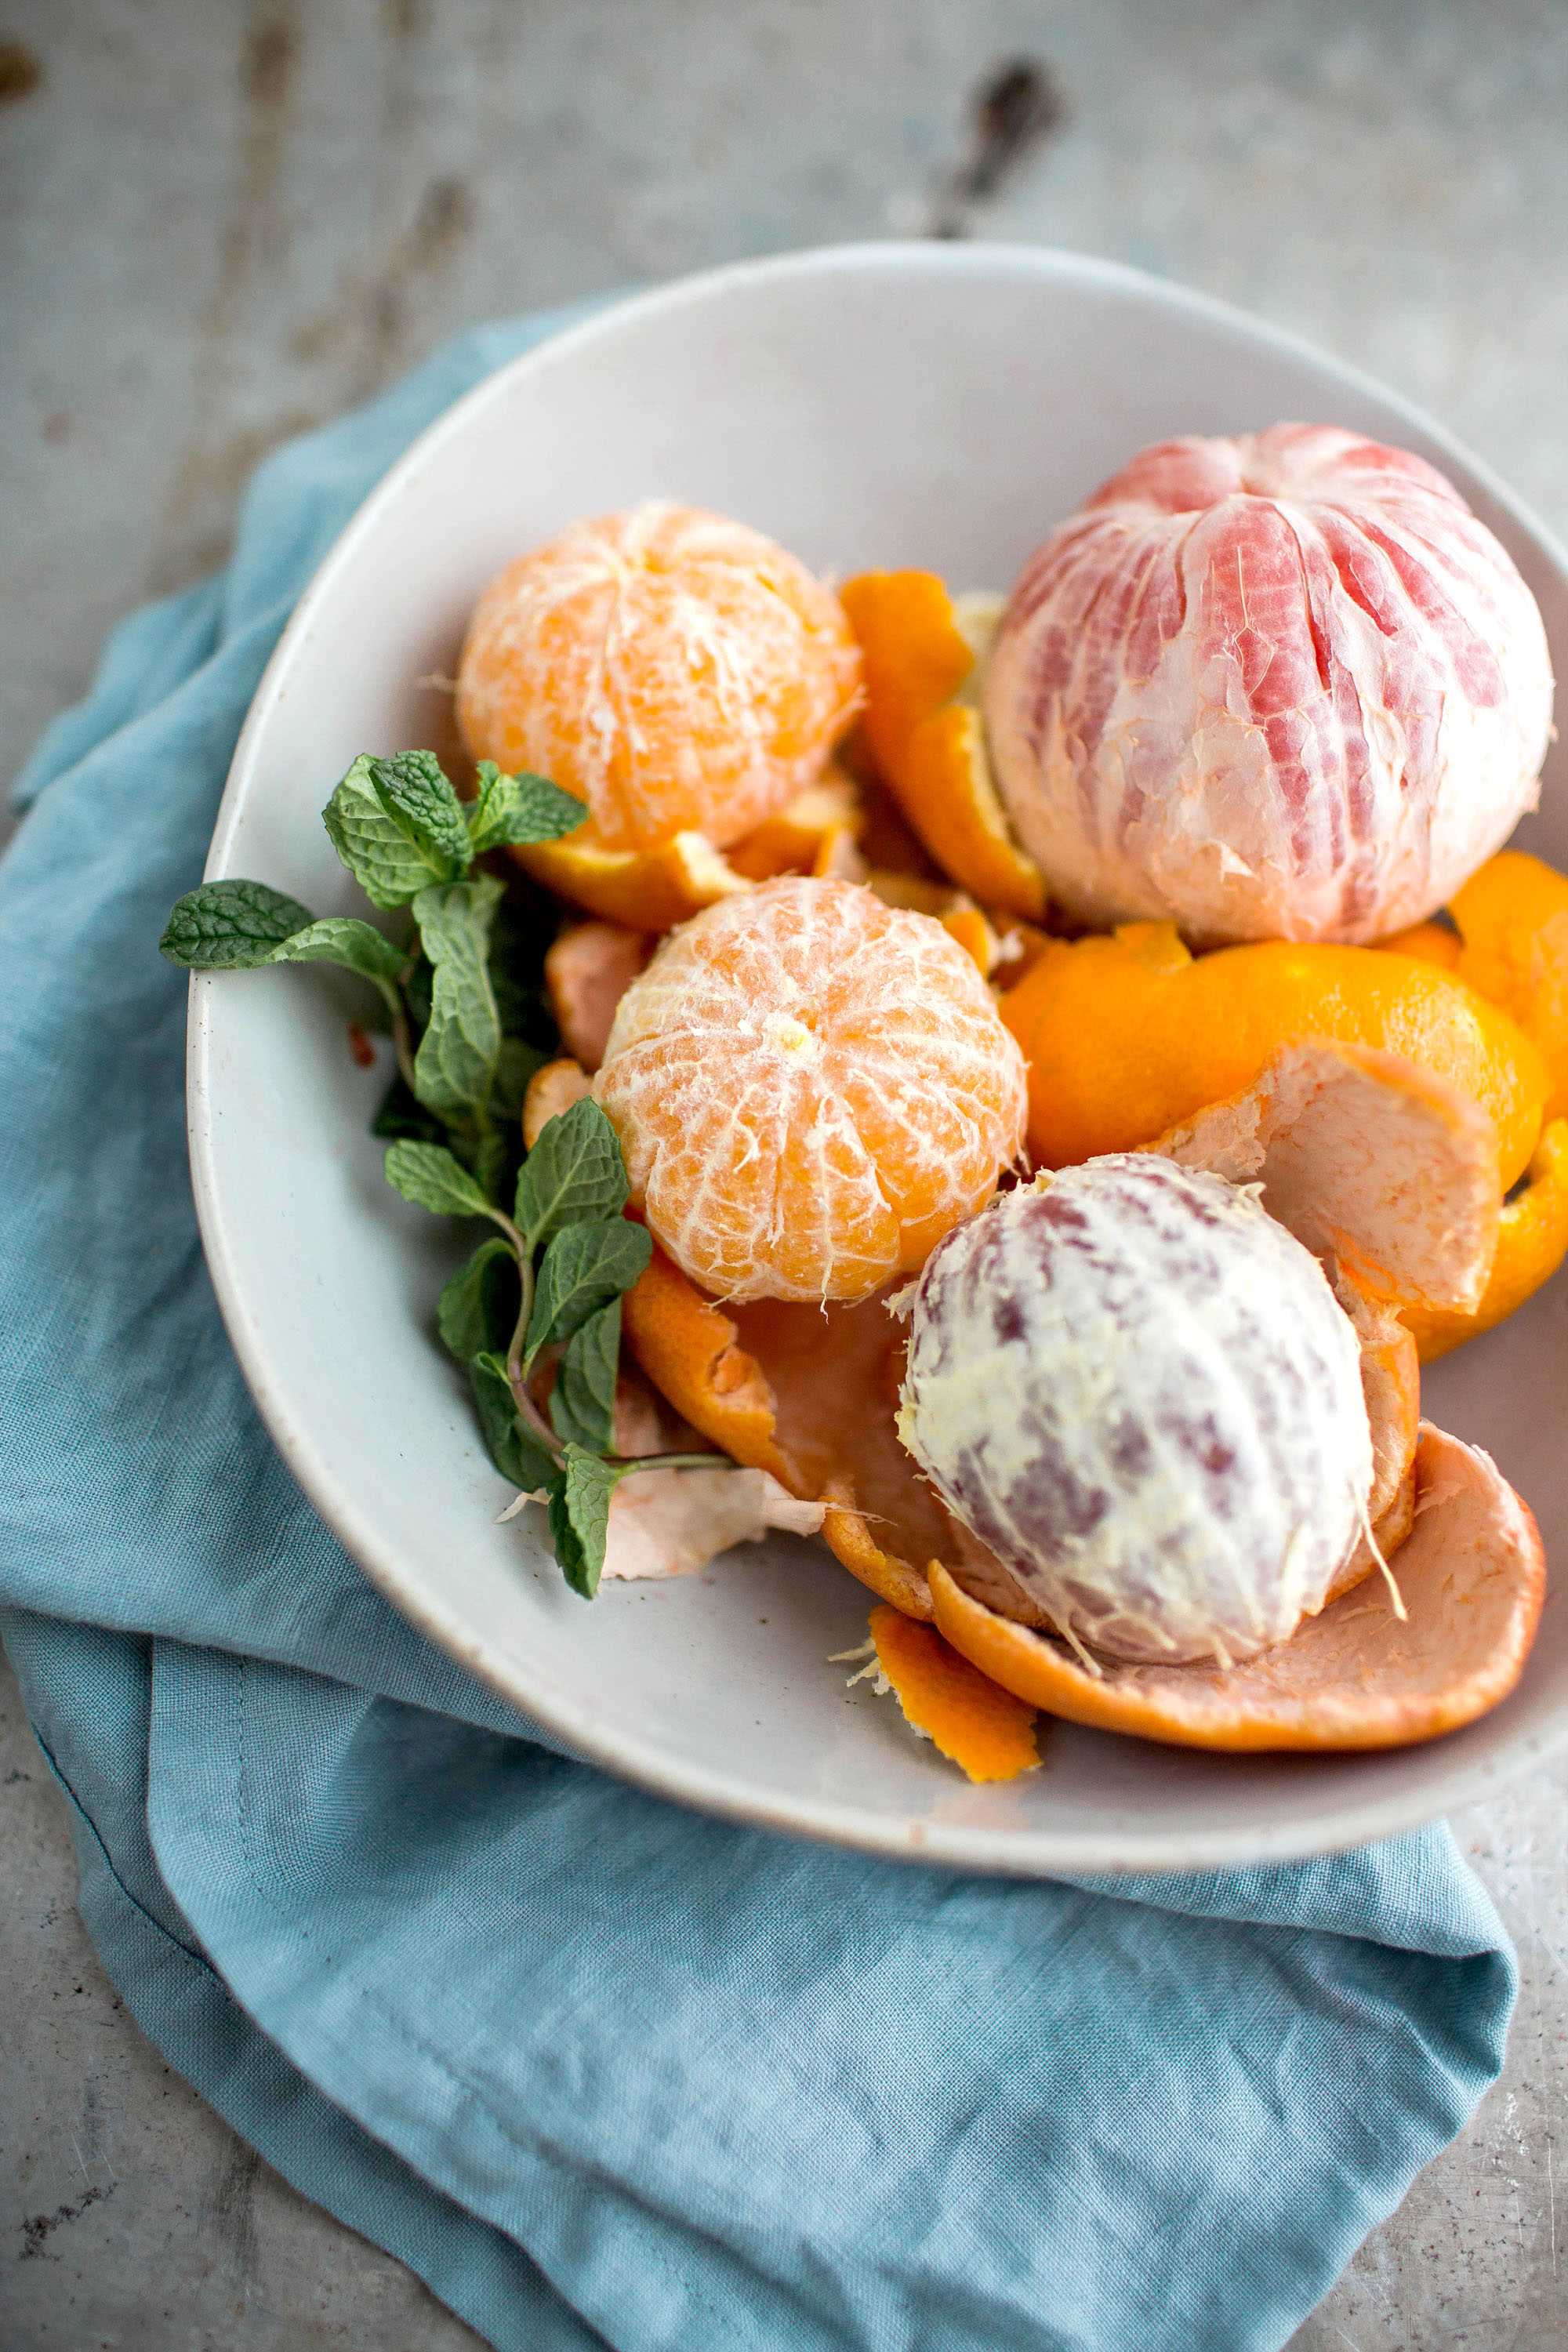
[620,1241,964,1621]
[1000,925,1548,1190]
[513,829,752,931]
[515,777,872,929]
[1403,1116,1568,1362]
[1150,1037,1501,1316]
[839,570,1048,923]
[862,1606,1040,1783]
[927,1425,1544,1753]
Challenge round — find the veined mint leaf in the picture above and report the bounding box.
[525,1218,652,1365]
[370,751,473,873]
[514,1097,629,1250]
[488,886,559,1051]
[465,762,590,856]
[270,916,405,1016]
[550,1445,623,1598]
[323,753,470,908]
[410,875,503,1128]
[383,1140,493,1220]
[437,1236,519,1364]
[159,879,314,967]
[550,1298,622,1452]
[470,1352,557,1493]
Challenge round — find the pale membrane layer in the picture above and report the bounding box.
[593,875,1029,1305]
[984,424,1554,944]
[457,501,862,853]
[898,1157,1373,1665]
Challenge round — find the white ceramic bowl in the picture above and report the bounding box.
[191,244,1568,1871]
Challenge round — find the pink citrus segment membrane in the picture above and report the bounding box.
[896,1158,1374,1668]
[457,502,862,854]
[593,874,1029,1306]
[984,425,1553,945]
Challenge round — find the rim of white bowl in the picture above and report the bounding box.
[188,240,1568,1872]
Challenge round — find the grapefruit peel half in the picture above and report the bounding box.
[927,1425,1544,1753]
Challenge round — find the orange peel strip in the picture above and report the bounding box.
[522,1057,592,1150]
[725,771,864,882]
[928,1425,1544,1753]
[865,1604,1040,1782]
[543,922,652,1073]
[1447,851,1568,1127]
[512,829,753,931]
[840,571,1047,922]
[1151,1036,1501,1315]
[1404,1116,1568,1361]
[620,1242,957,1619]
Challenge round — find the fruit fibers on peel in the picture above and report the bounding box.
[456,502,862,854]
[984,425,1554,946]
[897,1158,1373,1668]
[593,874,1028,1305]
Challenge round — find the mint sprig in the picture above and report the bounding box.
[160,746,736,1599]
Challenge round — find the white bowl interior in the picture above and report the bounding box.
[193,245,1568,1871]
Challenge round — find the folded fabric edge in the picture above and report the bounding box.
[4,1624,604,2352]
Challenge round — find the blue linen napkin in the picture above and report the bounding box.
[0,303,1518,2352]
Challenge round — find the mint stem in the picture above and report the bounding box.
[504,1250,564,1463]
[608,1452,735,1476]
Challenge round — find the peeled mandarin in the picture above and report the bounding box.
[898,1159,1374,1668]
[593,874,1028,1305]
[456,502,862,855]
[1000,926,1548,1189]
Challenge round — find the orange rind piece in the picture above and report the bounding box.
[511,829,753,933]
[861,1606,1040,1782]
[543,921,652,1072]
[1001,925,1548,1189]
[1403,1116,1568,1361]
[1447,851,1568,1126]
[725,770,865,882]
[1150,1037,1501,1316]
[621,1240,967,1621]
[927,1425,1544,1753]
[522,1057,591,1150]
[840,570,1048,922]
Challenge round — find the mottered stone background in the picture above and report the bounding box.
[2,2,1565,2345]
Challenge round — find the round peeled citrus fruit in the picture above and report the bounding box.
[456,502,862,855]
[593,873,1028,1305]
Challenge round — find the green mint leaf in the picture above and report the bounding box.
[323,752,469,908]
[383,1139,494,1220]
[550,1446,624,1599]
[474,1124,512,1207]
[371,1074,445,1144]
[370,751,473,872]
[470,1352,557,1492]
[437,1236,520,1364]
[270,916,405,1015]
[159,879,314,967]
[465,761,590,856]
[525,1218,652,1365]
[550,1298,622,1452]
[514,1097,629,1250]
[410,874,503,1127]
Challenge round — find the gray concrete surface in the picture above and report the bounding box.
[2,2,1566,2344]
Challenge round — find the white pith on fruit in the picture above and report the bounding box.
[896,1156,1374,1668]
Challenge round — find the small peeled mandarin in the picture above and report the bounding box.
[984,426,1553,945]
[897,1158,1374,1667]
[593,875,1028,1306]
[456,502,862,855]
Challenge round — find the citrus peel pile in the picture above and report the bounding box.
[451,485,1564,1790]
